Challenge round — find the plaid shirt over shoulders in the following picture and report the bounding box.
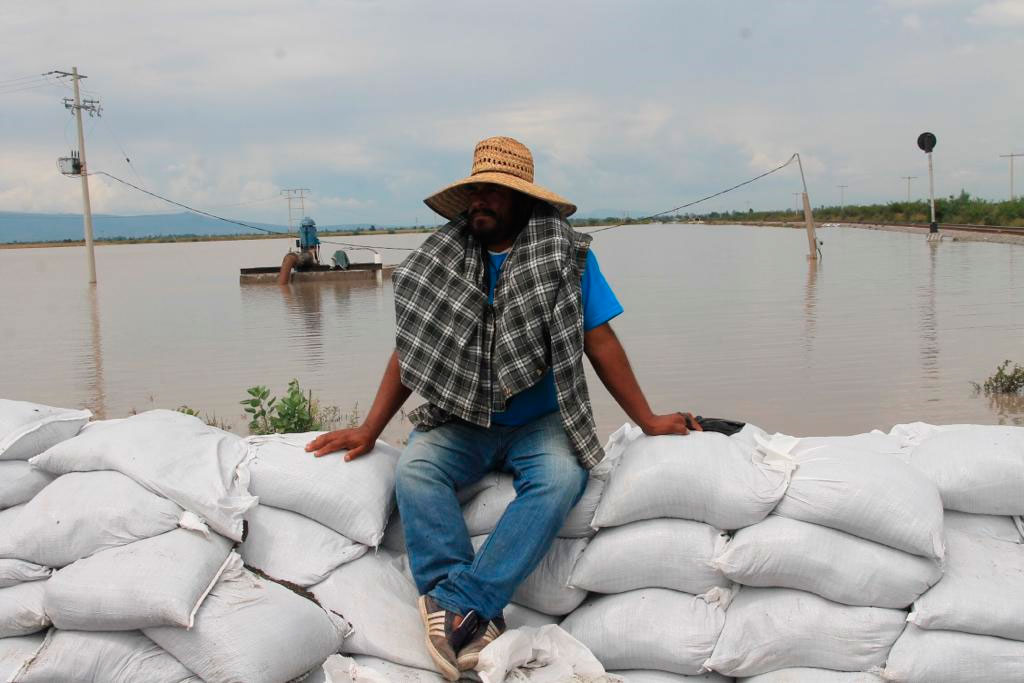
[392,203,605,469]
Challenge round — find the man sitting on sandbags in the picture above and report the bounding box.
[306,136,700,680]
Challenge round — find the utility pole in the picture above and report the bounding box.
[792,192,801,214]
[795,154,819,260]
[281,188,311,232]
[837,184,848,217]
[999,153,1023,200]
[51,68,100,284]
[900,176,917,203]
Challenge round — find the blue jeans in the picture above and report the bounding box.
[395,411,588,619]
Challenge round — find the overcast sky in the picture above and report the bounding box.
[1,0,1021,225]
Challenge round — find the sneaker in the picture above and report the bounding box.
[455,613,507,671]
[418,595,479,681]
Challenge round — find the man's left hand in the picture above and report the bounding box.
[640,412,702,436]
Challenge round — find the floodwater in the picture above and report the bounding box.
[2,224,1023,443]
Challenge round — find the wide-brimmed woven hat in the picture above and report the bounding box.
[424,136,576,220]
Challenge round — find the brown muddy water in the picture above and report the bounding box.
[2,224,1022,443]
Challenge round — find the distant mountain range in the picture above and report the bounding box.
[0,211,399,243]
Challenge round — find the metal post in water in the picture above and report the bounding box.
[927,152,937,231]
[917,132,939,238]
[795,154,818,260]
[71,67,97,284]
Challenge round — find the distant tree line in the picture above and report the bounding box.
[567,192,1024,228]
[703,191,1023,227]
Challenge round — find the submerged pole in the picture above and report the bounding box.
[796,154,818,261]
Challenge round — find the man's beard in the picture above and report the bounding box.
[468,208,509,246]
[468,203,532,246]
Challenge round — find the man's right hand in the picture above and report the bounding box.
[305,426,378,461]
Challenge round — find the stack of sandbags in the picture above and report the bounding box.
[561,425,789,677]
[0,400,90,668]
[881,423,1024,683]
[705,432,945,678]
[310,425,645,679]
[5,409,349,683]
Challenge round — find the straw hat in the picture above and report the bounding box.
[424,136,576,220]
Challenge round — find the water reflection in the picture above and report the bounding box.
[803,260,819,357]
[988,393,1024,426]
[85,286,106,418]
[280,283,326,370]
[918,241,940,392]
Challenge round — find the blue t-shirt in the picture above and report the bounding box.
[488,249,623,426]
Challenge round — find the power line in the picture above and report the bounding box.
[88,154,802,251]
[84,171,415,250]
[584,154,798,233]
[0,73,47,85]
[0,79,59,96]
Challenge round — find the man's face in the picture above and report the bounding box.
[466,183,528,246]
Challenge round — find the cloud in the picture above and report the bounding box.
[969,0,1024,24]
[902,13,924,28]
[1,0,1021,221]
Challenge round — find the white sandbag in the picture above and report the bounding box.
[794,432,904,455]
[942,509,1022,543]
[240,504,367,587]
[741,669,884,682]
[476,624,612,683]
[881,624,1024,683]
[705,588,905,677]
[0,399,90,461]
[0,471,187,567]
[570,518,730,596]
[145,554,350,683]
[610,672,731,682]
[312,549,439,673]
[906,425,1024,515]
[45,528,234,630]
[888,421,973,448]
[908,528,1024,640]
[713,516,941,608]
[246,432,400,546]
[462,472,605,538]
[471,535,588,616]
[9,629,200,683]
[322,654,447,683]
[764,436,944,559]
[0,503,21,527]
[457,470,508,503]
[593,433,791,531]
[0,561,52,589]
[0,634,44,682]
[30,410,254,540]
[0,582,49,638]
[0,463,54,509]
[729,422,769,450]
[561,588,726,676]
[505,602,559,629]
